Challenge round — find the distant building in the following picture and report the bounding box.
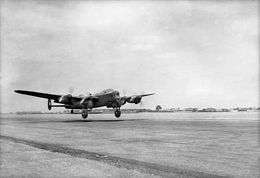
[169,108,182,112]
[220,108,230,112]
[198,108,217,112]
[184,108,198,112]
[233,107,248,112]
[237,108,248,112]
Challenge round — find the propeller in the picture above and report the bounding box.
[68,87,74,95]
[78,91,91,98]
[120,89,131,106]
[139,91,145,108]
[122,89,127,97]
[68,87,74,112]
[85,92,92,97]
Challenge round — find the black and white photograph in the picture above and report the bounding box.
[0,0,259,177]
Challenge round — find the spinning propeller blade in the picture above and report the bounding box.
[68,87,74,94]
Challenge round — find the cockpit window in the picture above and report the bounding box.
[98,89,114,94]
[94,89,116,96]
[104,89,113,93]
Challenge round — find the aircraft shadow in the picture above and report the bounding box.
[62,119,125,123]
[21,119,140,124]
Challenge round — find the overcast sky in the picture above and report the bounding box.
[0,0,259,112]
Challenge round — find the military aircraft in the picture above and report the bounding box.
[14,89,154,119]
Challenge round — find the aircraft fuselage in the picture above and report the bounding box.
[57,89,119,109]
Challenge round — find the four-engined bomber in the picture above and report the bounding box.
[15,89,154,119]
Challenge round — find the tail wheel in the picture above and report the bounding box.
[48,99,52,110]
[115,109,121,118]
[82,109,88,119]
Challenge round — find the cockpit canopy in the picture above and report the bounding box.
[95,88,119,96]
[101,89,115,94]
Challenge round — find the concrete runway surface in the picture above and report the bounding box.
[0,112,259,177]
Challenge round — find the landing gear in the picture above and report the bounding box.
[82,109,88,119]
[114,108,121,118]
[70,110,74,114]
[48,99,52,110]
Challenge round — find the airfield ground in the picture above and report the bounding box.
[0,112,259,178]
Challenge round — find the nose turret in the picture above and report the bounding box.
[114,90,120,97]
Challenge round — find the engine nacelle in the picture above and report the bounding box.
[117,97,127,106]
[80,98,94,109]
[59,94,72,104]
[127,96,142,104]
[48,99,52,110]
[86,100,94,109]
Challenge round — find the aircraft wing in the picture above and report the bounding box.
[15,90,62,100]
[126,93,155,98]
[121,93,155,104]
[138,93,155,97]
[14,90,97,102]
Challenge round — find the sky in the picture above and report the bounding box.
[0,0,259,112]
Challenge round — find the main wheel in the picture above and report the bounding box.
[114,109,121,118]
[82,110,88,119]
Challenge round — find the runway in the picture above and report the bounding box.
[0,112,259,177]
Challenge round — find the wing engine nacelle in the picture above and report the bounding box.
[59,94,72,104]
[80,98,94,109]
[127,96,142,104]
[48,99,52,110]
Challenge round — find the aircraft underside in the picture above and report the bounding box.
[81,108,121,119]
[48,99,121,119]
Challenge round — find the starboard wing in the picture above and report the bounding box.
[14,90,97,102]
[14,90,61,100]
